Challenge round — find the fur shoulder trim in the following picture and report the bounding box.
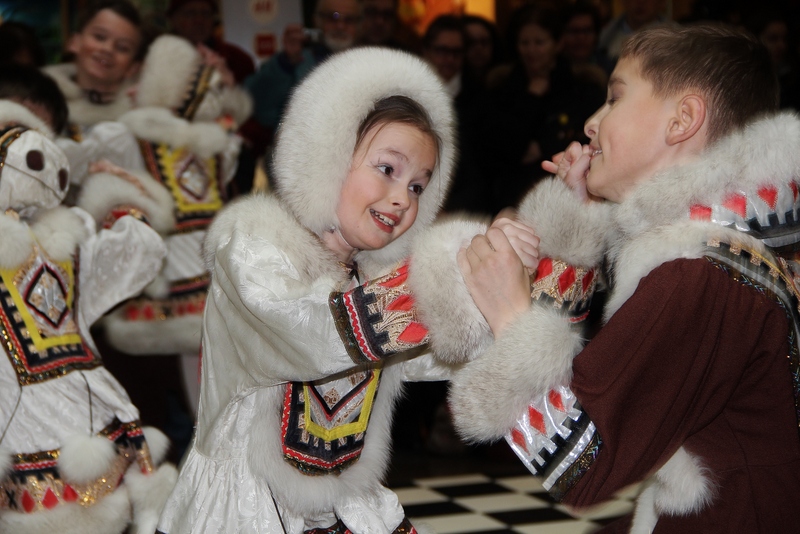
[617,112,800,239]
[203,194,341,282]
[136,35,201,110]
[605,221,764,321]
[30,206,91,262]
[0,100,54,138]
[77,171,175,234]
[408,215,492,364]
[119,107,228,158]
[449,304,583,443]
[274,47,456,270]
[518,178,615,267]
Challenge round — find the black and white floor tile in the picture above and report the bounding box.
[390,473,639,534]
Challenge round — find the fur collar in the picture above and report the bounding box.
[0,207,90,270]
[43,63,135,127]
[615,112,800,243]
[0,100,54,138]
[606,112,800,319]
[118,107,229,159]
[203,193,347,284]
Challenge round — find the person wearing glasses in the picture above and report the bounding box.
[244,0,362,153]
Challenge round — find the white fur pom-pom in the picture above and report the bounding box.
[142,426,171,465]
[59,434,118,484]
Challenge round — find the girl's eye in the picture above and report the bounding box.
[116,43,133,54]
[377,164,393,176]
[410,184,425,196]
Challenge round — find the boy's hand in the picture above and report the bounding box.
[458,228,532,338]
[542,142,594,203]
[490,211,540,274]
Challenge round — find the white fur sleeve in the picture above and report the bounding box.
[75,208,167,329]
[209,228,362,382]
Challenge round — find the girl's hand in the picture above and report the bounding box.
[490,211,540,274]
[458,228,532,338]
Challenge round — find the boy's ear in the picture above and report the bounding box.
[666,94,706,146]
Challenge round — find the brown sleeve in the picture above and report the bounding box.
[563,257,790,507]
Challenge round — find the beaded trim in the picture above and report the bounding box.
[0,419,153,514]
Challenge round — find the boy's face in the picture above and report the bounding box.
[583,58,677,202]
[336,122,435,252]
[68,9,141,88]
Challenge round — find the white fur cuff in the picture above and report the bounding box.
[408,216,492,364]
[448,305,583,443]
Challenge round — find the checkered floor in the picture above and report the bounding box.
[389,473,639,534]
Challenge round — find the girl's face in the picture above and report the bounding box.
[335,122,436,254]
[517,23,559,77]
[68,9,141,89]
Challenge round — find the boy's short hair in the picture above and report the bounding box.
[620,24,778,143]
[0,65,68,134]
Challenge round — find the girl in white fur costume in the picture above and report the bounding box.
[97,34,252,413]
[0,96,178,533]
[155,47,463,534]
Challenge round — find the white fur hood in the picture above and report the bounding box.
[272,47,457,273]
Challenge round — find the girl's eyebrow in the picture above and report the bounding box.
[378,148,408,162]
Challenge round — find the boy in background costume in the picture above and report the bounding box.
[0,73,177,534]
[100,34,251,412]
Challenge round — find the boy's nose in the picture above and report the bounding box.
[584,109,600,139]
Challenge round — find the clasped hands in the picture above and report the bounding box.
[458,142,595,337]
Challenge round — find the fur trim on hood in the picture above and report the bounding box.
[272,46,456,271]
[0,99,54,138]
[43,63,134,127]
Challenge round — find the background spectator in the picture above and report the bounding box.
[482,4,605,213]
[167,0,255,84]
